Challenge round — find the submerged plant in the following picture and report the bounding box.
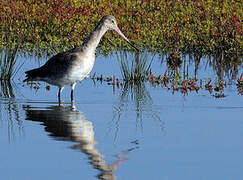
[110,80,163,140]
[0,79,15,98]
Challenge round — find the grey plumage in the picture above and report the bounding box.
[24,48,79,84]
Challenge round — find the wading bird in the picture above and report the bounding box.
[24,15,138,103]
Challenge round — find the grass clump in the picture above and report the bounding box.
[0,45,20,80]
[117,51,154,82]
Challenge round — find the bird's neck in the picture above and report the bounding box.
[82,23,108,52]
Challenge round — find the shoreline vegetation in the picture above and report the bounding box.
[0,0,242,55]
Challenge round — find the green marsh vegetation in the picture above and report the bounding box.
[0,0,242,54]
[0,0,242,94]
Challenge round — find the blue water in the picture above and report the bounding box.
[0,52,243,180]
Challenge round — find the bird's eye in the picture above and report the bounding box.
[111,20,115,24]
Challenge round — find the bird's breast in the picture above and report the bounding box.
[67,54,95,83]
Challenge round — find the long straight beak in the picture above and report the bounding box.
[115,28,139,51]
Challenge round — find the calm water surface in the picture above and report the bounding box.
[0,52,243,180]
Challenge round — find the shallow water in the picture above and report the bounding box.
[0,52,243,180]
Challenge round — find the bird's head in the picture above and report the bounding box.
[101,15,139,51]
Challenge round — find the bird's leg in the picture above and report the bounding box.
[58,87,64,105]
[71,83,76,103]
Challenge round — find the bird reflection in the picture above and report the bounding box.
[23,105,133,180]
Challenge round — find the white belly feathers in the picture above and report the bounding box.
[66,53,95,85]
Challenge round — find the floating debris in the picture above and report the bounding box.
[213,93,226,98]
[25,69,240,98]
[45,85,50,91]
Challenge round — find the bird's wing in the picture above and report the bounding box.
[24,51,77,81]
[41,51,77,76]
